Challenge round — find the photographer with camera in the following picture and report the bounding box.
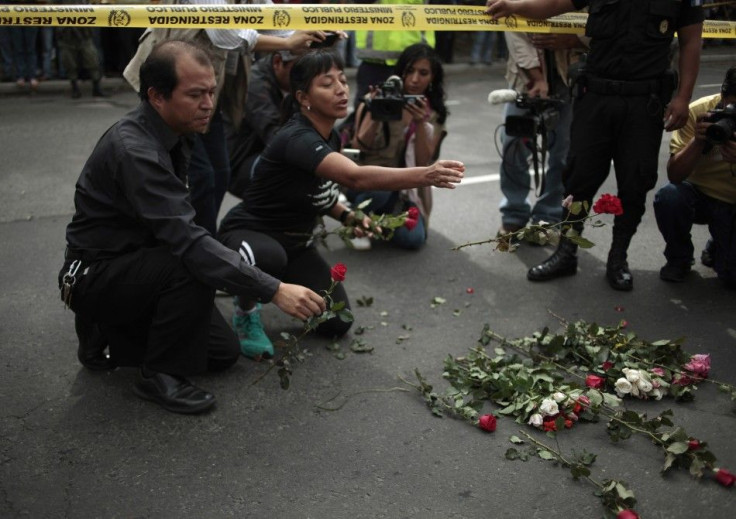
[653,66,736,289]
[494,30,588,238]
[348,43,448,250]
[486,0,703,291]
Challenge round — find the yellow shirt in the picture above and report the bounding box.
[669,94,736,204]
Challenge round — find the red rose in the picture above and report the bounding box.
[601,361,614,372]
[688,439,701,451]
[542,420,556,432]
[478,414,497,432]
[404,217,418,231]
[617,510,640,519]
[407,206,420,220]
[564,419,573,429]
[592,193,623,215]
[585,374,605,389]
[330,262,347,282]
[715,468,736,487]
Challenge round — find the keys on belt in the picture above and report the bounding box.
[61,259,81,309]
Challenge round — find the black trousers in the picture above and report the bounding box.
[60,246,239,376]
[218,228,352,339]
[564,91,665,236]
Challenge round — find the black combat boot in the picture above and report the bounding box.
[527,236,578,281]
[606,231,634,291]
[71,80,81,99]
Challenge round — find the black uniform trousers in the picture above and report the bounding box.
[563,90,665,236]
[60,246,239,376]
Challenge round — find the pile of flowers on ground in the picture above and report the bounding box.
[405,320,735,517]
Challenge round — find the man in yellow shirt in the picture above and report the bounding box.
[654,66,736,288]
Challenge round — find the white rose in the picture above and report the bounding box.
[615,378,633,396]
[539,398,559,416]
[623,368,640,384]
[528,413,544,427]
[637,379,653,394]
[552,392,566,403]
[650,388,665,400]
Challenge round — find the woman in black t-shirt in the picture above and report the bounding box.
[218,50,465,360]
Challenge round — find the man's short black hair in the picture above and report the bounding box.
[139,40,212,102]
[722,66,736,98]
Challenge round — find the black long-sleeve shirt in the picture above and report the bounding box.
[65,101,280,302]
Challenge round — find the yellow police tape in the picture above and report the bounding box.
[0,4,734,38]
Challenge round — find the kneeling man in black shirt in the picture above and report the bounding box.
[59,40,326,414]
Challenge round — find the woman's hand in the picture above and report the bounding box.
[271,283,326,321]
[352,214,381,238]
[424,160,465,189]
[404,96,428,123]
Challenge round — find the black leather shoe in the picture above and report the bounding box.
[659,262,691,282]
[607,262,633,291]
[527,239,578,281]
[75,315,116,371]
[133,370,216,414]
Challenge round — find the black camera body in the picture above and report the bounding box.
[704,103,736,146]
[505,94,564,138]
[366,76,424,122]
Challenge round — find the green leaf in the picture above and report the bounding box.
[505,448,520,461]
[666,442,689,455]
[350,339,374,354]
[662,453,677,473]
[337,309,354,323]
[431,296,447,305]
[538,450,556,461]
[356,296,374,307]
[567,235,596,249]
[509,435,524,445]
[331,300,346,311]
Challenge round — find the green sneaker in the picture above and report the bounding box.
[232,301,274,360]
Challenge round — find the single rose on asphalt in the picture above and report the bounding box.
[478,414,497,432]
[715,468,736,487]
[617,510,639,519]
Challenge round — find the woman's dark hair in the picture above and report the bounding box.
[395,43,448,124]
[722,66,736,98]
[139,40,211,101]
[280,49,345,123]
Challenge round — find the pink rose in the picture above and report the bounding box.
[683,353,711,379]
[715,468,736,487]
[617,510,639,519]
[673,373,695,386]
[330,263,347,282]
[478,414,497,432]
[585,374,605,389]
[651,367,665,376]
[592,193,624,215]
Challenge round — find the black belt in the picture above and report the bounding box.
[585,77,661,96]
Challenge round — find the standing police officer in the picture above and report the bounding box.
[486,0,704,291]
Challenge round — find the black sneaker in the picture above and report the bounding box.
[659,262,692,282]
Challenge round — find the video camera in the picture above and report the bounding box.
[365,76,424,122]
[506,94,564,138]
[704,103,736,146]
[488,89,564,138]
